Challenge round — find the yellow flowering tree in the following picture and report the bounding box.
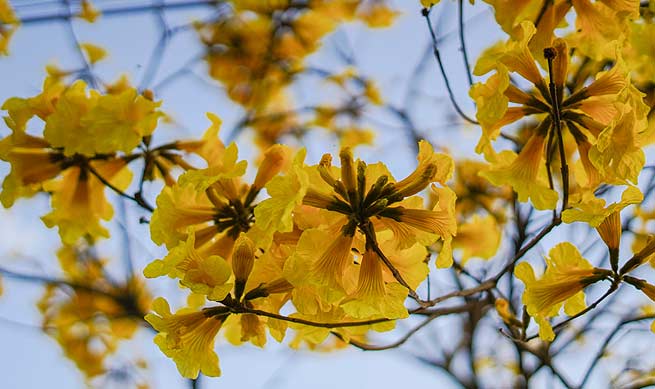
[1,0,655,388]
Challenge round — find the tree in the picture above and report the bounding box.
[1,0,655,388]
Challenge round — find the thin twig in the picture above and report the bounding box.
[243,307,394,329]
[457,0,473,87]
[87,164,155,212]
[0,265,120,300]
[334,303,478,351]
[577,314,655,388]
[422,9,479,125]
[12,0,222,25]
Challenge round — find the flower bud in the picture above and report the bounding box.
[339,147,356,194]
[596,211,621,271]
[232,235,255,300]
[318,153,338,188]
[253,144,289,190]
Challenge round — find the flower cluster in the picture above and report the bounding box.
[0,77,162,243]
[143,120,457,376]
[194,0,395,149]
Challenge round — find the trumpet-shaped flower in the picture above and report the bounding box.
[481,130,559,210]
[41,159,132,244]
[515,242,608,340]
[341,248,409,320]
[146,298,229,379]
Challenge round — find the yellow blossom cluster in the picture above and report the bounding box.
[38,246,151,382]
[0,76,166,243]
[142,114,457,376]
[195,0,395,149]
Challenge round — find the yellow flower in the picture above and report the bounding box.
[149,184,218,249]
[469,66,510,149]
[174,113,226,166]
[621,236,655,275]
[500,22,546,87]
[79,0,101,23]
[145,232,233,301]
[40,80,96,157]
[2,77,66,131]
[252,144,291,191]
[363,80,383,105]
[453,214,502,264]
[624,277,655,303]
[81,87,163,154]
[421,0,439,8]
[232,235,255,300]
[178,141,247,192]
[452,159,512,220]
[495,298,521,327]
[515,242,608,341]
[472,25,641,204]
[567,0,635,60]
[0,0,19,56]
[146,298,228,379]
[481,130,559,210]
[41,158,132,244]
[223,313,268,347]
[380,185,457,267]
[41,80,163,156]
[562,185,642,227]
[483,0,634,61]
[80,43,107,65]
[589,104,646,185]
[283,228,353,313]
[393,141,453,196]
[0,130,61,207]
[39,246,150,379]
[250,149,307,248]
[341,248,409,320]
[310,228,356,304]
[356,2,398,28]
[596,211,622,254]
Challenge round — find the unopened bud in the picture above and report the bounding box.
[142,89,155,101]
[495,298,521,327]
[621,236,655,275]
[318,154,338,188]
[339,148,356,194]
[232,235,255,300]
[243,278,294,300]
[625,276,655,302]
[596,211,621,271]
[253,144,289,190]
[395,163,437,197]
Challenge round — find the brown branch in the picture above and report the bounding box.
[12,0,223,25]
[335,303,479,351]
[545,50,569,212]
[457,0,474,87]
[422,8,478,125]
[492,217,560,284]
[87,163,155,212]
[243,307,394,329]
[0,265,125,301]
[577,313,655,388]
[418,280,495,309]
